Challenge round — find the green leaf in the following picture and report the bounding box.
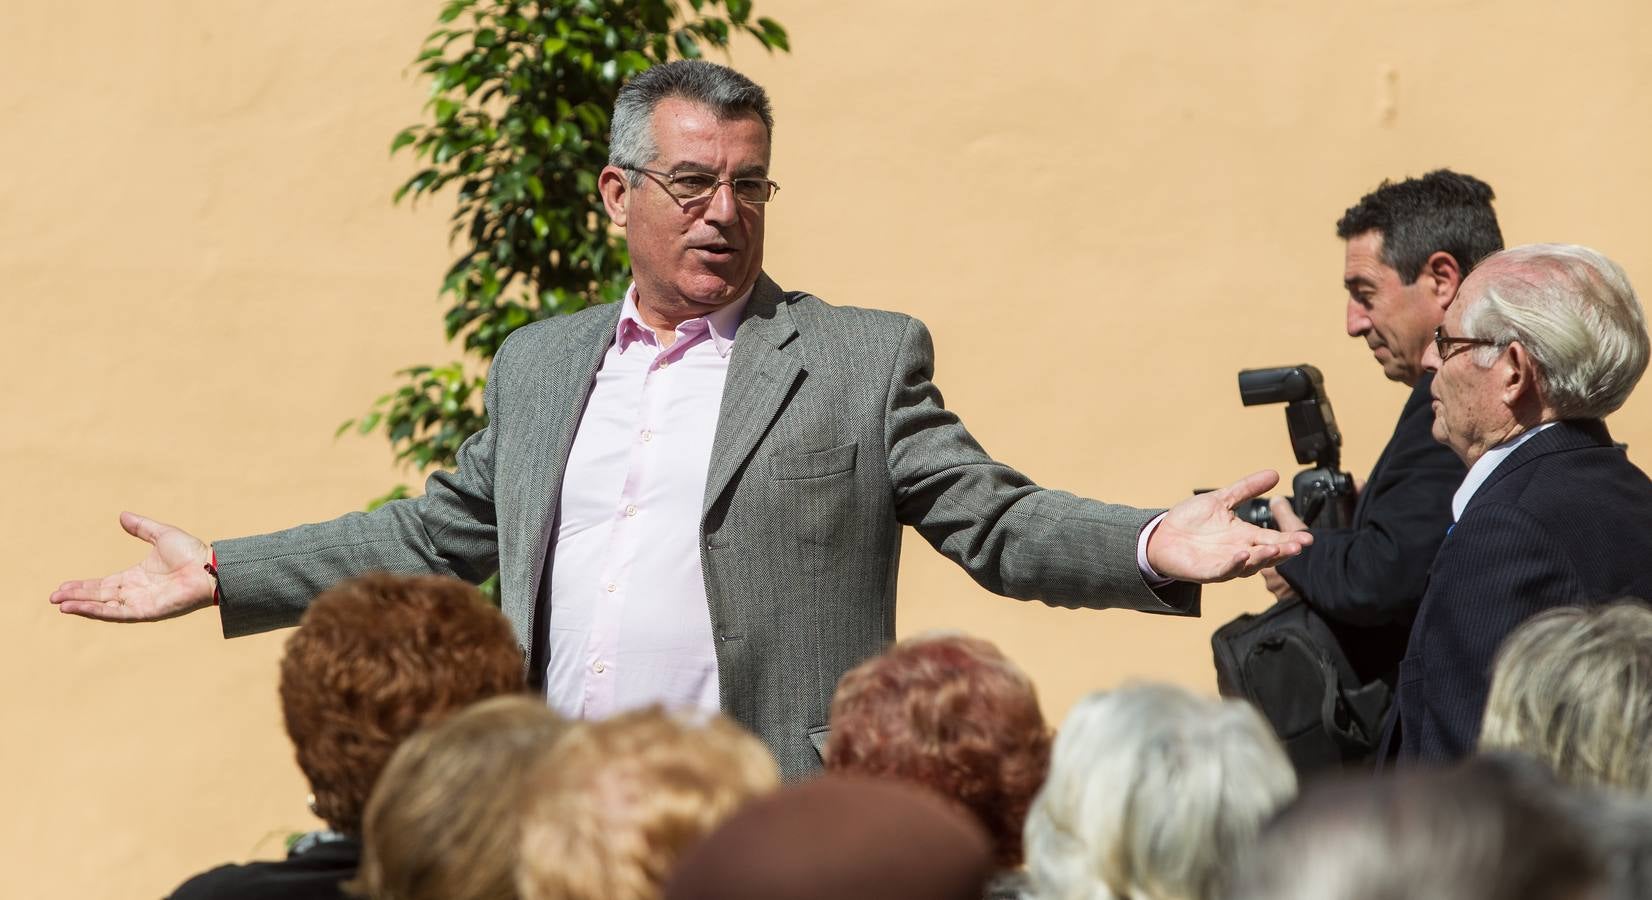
[757,17,789,51]
[438,1,468,24]
[725,0,752,23]
[673,29,700,59]
[389,128,418,155]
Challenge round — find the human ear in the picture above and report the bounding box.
[598,166,631,227]
[1423,251,1463,308]
[1501,341,1541,408]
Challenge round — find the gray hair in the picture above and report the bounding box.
[1480,599,1652,796]
[1023,683,1296,900]
[1226,756,1604,900]
[1458,243,1649,419]
[609,60,774,185]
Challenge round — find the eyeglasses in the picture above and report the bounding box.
[1433,325,1501,363]
[625,166,780,206]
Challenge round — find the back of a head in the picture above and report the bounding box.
[515,706,780,900]
[1481,599,1652,795]
[279,573,526,836]
[664,775,996,900]
[1336,169,1504,279]
[1227,757,1604,900]
[1024,683,1296,900]
[1458,243,1650,419]
[825,632,1051,867]
[354,695,571,900]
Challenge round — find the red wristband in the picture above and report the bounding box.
[205,550,221,607]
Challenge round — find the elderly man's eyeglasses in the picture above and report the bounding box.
[1434,326,1501,363]
[625,167,780,205]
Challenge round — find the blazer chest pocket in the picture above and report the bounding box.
[769,442,858,481]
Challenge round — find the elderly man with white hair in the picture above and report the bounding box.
[1381,242,1652,764]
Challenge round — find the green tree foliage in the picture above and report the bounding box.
[343,0,788,509]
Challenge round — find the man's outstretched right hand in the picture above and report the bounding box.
[50,512,217,622]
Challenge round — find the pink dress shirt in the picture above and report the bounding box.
[543,286,748,720]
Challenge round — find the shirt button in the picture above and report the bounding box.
[641,429,652,442]
[606,583,617,593]
[658,359,670,369]
[593,661,606,674]
[625,505,638,517]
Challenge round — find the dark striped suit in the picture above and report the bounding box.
[1387,419,1652,762]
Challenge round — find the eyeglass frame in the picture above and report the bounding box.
[622,165,780,206]
[1433,325,1502,363]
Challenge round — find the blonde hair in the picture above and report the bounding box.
[1023,683,1296,900]
[1480,600,1652,795]
[352,695,571,900]
[515,707,780,900]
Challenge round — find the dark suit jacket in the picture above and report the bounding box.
[214,274,1198,777]
[169,836,358,900]
[1389,419,1652,763]
[1275,375,1465,682]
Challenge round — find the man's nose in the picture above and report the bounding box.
[702,180,740,225]
[1346,299,1369,337]
[1421,338,1442,373]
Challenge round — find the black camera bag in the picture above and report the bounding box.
[1212,598,1391,774]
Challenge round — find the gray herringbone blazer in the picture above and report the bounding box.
[215,273,1197,777]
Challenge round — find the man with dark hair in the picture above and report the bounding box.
[53,60,1309,778]
[1260,170,1499,741]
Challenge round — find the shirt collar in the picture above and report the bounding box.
[615,283,750,358]
[1451,421,1558,520]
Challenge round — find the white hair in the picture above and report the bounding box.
[1022,683,1296,900]
[1480,599,1652,795]
[1459,243,1649,419]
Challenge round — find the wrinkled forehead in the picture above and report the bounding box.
[650,98,771,157]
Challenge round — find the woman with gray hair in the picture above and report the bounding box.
[1022,683,1295,900]
[1480,598,1652,795]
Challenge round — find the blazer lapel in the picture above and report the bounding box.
[520,303,624,610]
[703,274,804,518]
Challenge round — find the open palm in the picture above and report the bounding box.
[1147,470,1313,583]
[50,512,216,622]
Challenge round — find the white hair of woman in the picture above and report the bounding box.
[1480,599,1652,795]
[1023,682,1296,900]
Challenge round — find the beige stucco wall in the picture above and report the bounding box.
[6,0,1650,895]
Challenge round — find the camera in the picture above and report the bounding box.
[1230,365,1356,530]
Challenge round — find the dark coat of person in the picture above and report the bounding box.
[1388,419,1652,762]
[168,835,358,900]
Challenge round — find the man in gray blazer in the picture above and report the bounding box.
[52,61,1308,776]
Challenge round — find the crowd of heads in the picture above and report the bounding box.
[195,567,1652,900]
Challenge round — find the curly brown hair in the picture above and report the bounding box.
[279,572,525,835]
[825,633,1051,867]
